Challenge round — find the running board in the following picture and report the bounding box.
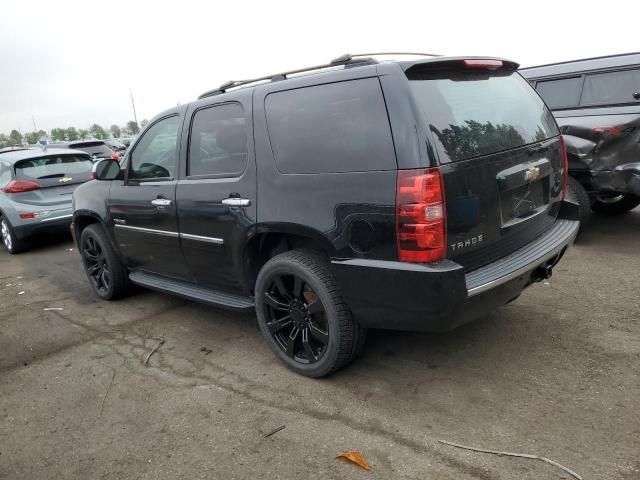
[129,271,255,312]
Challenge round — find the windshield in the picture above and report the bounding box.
[408,71,559,162]
[15,154,93,181]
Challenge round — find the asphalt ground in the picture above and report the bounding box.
[1,209,639,479]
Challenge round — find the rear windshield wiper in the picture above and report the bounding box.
[37,173,65,179]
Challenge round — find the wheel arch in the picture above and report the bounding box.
[73,210,120,253]
[243,223,336,294]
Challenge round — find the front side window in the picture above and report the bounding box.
[535,76,583,109]
[581,69,640,106]
[188,103,247,177]
[265,78,396,174]
[129,116,179,180]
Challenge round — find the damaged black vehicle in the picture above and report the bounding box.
[521,53,640,220]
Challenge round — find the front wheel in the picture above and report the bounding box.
[254,249,365,377]
[591,193,640,215]
[80,224,129,300]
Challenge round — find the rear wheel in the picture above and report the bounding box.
[80,224,129,300]
[0,216,28,254]
[591,193,640,215]
[566,176,591,228]
[255,249,364,377]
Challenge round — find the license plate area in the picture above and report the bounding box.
[500,180,549,227]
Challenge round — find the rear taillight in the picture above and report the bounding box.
[560,135,568,200]
[591,126,621,137]
[463,59,503,70]
[396,167,447,263]
[2,180,41,194]
[111,151,120,161]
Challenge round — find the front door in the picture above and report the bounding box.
[176,96,256,293]
[108,114,191,280]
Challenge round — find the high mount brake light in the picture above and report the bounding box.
[560,136,568,200]
[2,180,41,194]
[396,167,447,263]
[463,59,503,70]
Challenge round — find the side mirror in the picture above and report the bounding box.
[94,159,121,181]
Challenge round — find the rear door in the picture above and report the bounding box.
[108,114,191,279]
[175,91,256,293]
[406,61,562,271]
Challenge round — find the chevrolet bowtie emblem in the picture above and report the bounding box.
[524,166,540,183]
[59,177,73,183]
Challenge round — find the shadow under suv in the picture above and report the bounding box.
[72,54,579,377]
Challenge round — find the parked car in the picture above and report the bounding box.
[52,140,120,162]
[1,148,93,253]
[72,54,579,377]
[520,53,640,220]
[104,138,127,154]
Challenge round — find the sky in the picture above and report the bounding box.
[0,0,637,134]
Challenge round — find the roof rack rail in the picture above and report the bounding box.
[197,54,380,100]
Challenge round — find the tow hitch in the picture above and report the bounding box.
[532,261,555,282]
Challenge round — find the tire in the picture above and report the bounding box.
[566,176,591,228]
[79,224,129,300]
[0,215,28,254]
[591,193,640,215]
[254,249,363,377]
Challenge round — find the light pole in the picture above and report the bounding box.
[129,88,139,127]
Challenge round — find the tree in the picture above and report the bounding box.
[50,128,67,141]
[67,127,79,141]
[78,129,89,140]
[110,124,121,138]
[90,124,107,140]
[24,132,39,144]
[0,133,9,149]
[140,119,149,128]
[126,120,140,135]
[9,129,23,146]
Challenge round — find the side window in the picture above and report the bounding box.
[129,116,179,180]
[535,76,583,109]
[265,78,396,174]
[580,69,640,106]
[188,103,247,177]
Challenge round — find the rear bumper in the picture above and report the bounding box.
[331,200,580,332]
[13,213,73,239]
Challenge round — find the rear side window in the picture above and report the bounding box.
[409,71,558,163]
[581,69,640,106]
[14,154,92,180]
[535,76,583,108]
[188,103,247,177]
[265,78,396,174]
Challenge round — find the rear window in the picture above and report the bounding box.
[265,78,396,174]
[409,70,558,163]
[535,76,583,108]
[69,142,113,158]
[14,154,93,180]
[581,69,640,106]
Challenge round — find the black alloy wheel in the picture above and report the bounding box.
[263,273,329,364]
[82,233,111,295]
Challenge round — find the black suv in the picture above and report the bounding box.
[521,53,640,218]
[72,54,579,377]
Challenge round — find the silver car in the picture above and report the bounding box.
[0,148,93,253]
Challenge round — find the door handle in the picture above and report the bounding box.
[221,197,251,207]
[151,198,172,206]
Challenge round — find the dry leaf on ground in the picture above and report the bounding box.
[336,451,371,471]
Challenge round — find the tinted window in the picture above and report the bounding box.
[265,78,396,174]
[14,154,92,181]
[129,116,179,180]
[535,77,583,108]
[188,103,247,176]
[69,142,114,158]
[409,71,558,163]
[581,69,640,106]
